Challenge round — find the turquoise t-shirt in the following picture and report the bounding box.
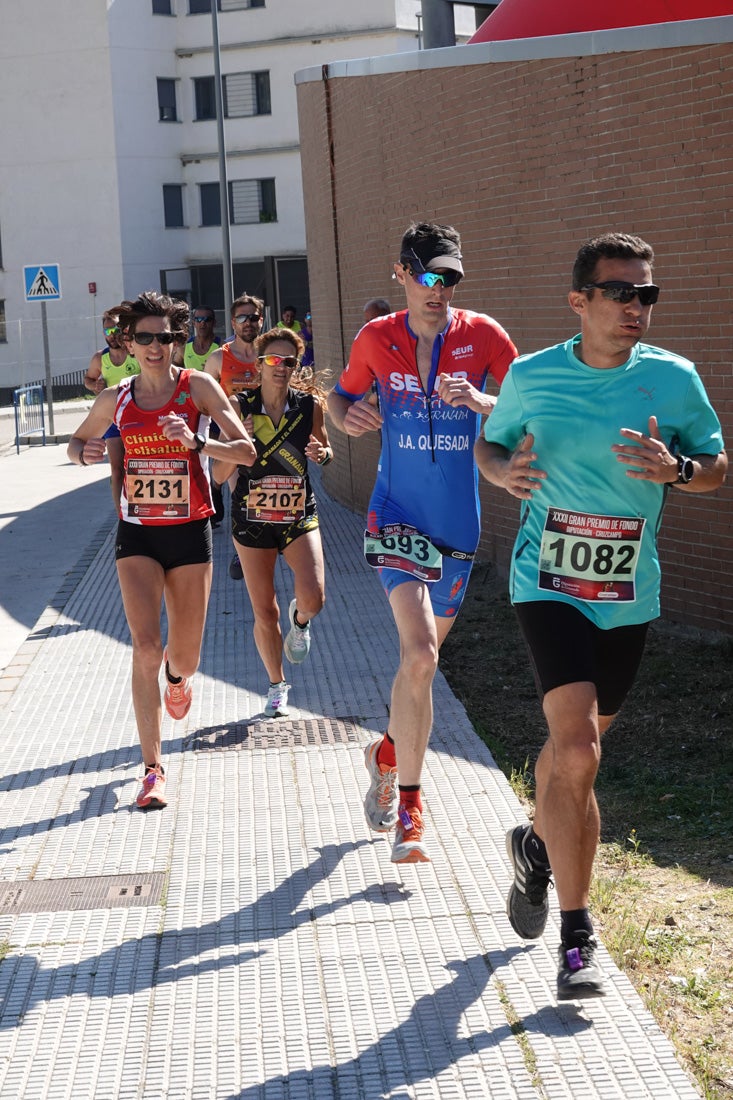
[484,336,724,627]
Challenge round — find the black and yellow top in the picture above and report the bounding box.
[231,387,317,518]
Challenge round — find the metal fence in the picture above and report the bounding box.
[13,384,46,454]
[0,368,86,408]
[0,312,102,401]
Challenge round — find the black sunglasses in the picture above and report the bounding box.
[193,315,214,324]
[132,331,177,346]
[234,313,261,324]
[582,281,660,306]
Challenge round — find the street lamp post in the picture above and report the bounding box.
[211,0,233,313]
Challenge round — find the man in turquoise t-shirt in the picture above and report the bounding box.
[476,232,727,1001]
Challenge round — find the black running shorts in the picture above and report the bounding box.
[115,518,212,570]
[513,600,649,716]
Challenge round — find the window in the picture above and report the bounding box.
[221,0,265,11]
[200,182,221,226]
[152,0,172,12]
[163,185,185,227]
[230,178,276,224]
[224,71,270,117]
[157,78,178,122]
[189,0,264,11]
[199,179,276,225]
[195,72,271,120]
[0,300,6,344]
[194,76,216,121]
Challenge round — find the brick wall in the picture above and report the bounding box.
[297,41,733,634]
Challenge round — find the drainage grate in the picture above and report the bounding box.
[189,715,365,752]
[0,872,166,915]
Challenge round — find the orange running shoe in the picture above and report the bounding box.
[163,647,192,720]
[136,766,167,810]
[391,805,431,864]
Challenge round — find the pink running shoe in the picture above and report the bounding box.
[163,647,192,720]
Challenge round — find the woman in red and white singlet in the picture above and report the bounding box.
[68,292,256,811]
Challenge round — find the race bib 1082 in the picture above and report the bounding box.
[538,507,645,602]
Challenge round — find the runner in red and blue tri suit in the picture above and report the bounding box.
[328,221,517,864]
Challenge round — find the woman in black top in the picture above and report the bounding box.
[212,327,332,718]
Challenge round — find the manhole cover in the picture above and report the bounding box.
[0,872,166,915]
[189,715,365,751]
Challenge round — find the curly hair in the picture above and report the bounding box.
[254,327,329,406]
[114,291,190,340]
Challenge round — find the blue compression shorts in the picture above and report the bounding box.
[378,555,474,619]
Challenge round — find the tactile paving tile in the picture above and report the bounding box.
[0,479,704,1099]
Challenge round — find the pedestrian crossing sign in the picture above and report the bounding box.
[24,264,62,302]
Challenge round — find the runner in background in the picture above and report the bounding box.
[173,304,220,373]
[205,293,264,550]
[84,309,140,508]
[212,326,331,718]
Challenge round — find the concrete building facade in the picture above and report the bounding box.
[0,0,477,391]
[296,16,733,633]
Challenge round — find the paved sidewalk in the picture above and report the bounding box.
[0,442,701,1099]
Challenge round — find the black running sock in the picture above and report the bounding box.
[524,828,551,871]
[165,661,183,684]
[560,909,594,944]
[293,610,309,629]
[145,764,164,775]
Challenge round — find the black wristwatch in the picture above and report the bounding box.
[193,432,207,453]
[675,454,694,484]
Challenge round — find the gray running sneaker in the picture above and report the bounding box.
[505,824,552,939]
[391,805,430,864]
[557,932,606,1000]
[264,681,290,718]
[283,599,311,664]
[363,738,398,832]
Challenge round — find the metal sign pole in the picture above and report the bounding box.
[40,301,55,435]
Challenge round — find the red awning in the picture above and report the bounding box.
[469,0,733,43]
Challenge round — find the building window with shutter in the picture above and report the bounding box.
[163,185,185,228]
[229,178,277,224]
[189,0,265,13]
[223,71,271,117]
[194,76,216,120]
[200,182,221,226]
[157,78,178,122]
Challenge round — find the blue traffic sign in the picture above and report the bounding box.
[24,264,62,302]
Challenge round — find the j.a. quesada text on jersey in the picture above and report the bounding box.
[334,308,516,556]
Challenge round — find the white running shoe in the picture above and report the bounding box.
[363,738,398,832]
[264,681,290,717]
[283,599,311,664]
